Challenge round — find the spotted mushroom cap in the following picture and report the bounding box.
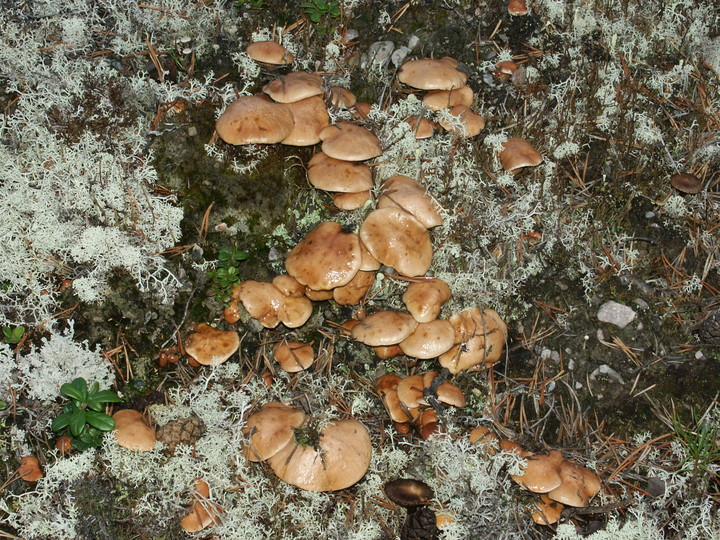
[184,323,240,366]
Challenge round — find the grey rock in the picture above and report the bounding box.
[597,300,636,328]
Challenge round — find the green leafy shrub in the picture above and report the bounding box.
[2,325,25,344]
[207,246,247,305]
[51,377,122,451]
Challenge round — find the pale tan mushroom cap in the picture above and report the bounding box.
[319,122,383,161]
[378,175,444,229]
[500,137,543,171]
[511,452,563,493]
[399,319,455,359]
[439,308,508,373]
[403,116,435,139]
[18,456,43,482]
[436,381,467,408]
[402,278,452,322]
[236,281,285,328]
[244,402,306,462]
[216,96,294,145]
[438,105,485,138]
[329,86,357,108]
[547,461,601,507]
[281,95,330,146]
[358,238,382,271]
[396,374,425,408]
[180,479,222,533]
[246,41,294,65]
[285,221,362,290]
[333,269,376,306]
[423,86,474,110]
[263,71,324,103]
[184,323,240,366]
[332,190,371,211]
[531,494,563,526]
[398,59,468,90]
[268,419,371,491]
[272,274,306,297]
[113,409,156,451]
[273,341,314,372]
[278,294,313,328]
[359,208,433,277]
[307,152,373,193]
[351,310,418,346]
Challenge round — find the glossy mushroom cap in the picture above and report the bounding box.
[263,72,324,103]
[547,461,601,507]
[402,278,452,323]
[499,137,543,171]
[184,323,240,366]
[439,308,508,373]
[398,58,468,90]
[319,122,383,161]
[423,86,474,110]
[307,152,373,193]
[273,340,314,372]
[377,175,444,229]
[215,96,294,145]
[18,456,43,482]
[351,310,418,346]
[384,478,434,507]
[244,402,306,462]
[438,105,485,138]
[511,450,564,493]
[281,95,330,146]
[399,319,455,359]
[246,41,294,65]
[180,478,222,532]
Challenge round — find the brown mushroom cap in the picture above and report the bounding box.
[403,116,435,139]
[262,71,324,103]
[547,461,601,507]
[304,286,334,301]
[384,478,434,507]
[508,0,529,16]
[216,96,294,145]
[376,374,412,422]
[373,344,403,359]
[402,278,452,323]
[436,381,466,408]
[399,319,455,359]
[439,308,508,374]
[358,238,382,271]
[469,427,500,454]
[351,310,418,346]
[670,172,703,194]
[377,175,444,229]
[18,456,43,482]
[438,105,485,138]
[268,419,371,491]
[398,58,468,90]
[359,208,433,277]
[272,274,306,297]
[180,479,222,533]
[423,86,474,110]
[332,190,372,211]
[396,374,425,408]
[113,409,156,451]
[329,86,357,108]
[236,281,285,328]
[285,221,362,291]
[511,450,564,493]
[184,323,240,366]
[246,41,294,65]
[307,152,373,193]
[499,137,543,171]
[319,122,383,161]
[333,269,376,306]
[531,494,563,526]
[278,294,313,328]
[244,402,306,462]
[281,95,330,146]
[273,340,314,372]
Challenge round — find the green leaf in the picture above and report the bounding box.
[61,379,87,402]
[89,381,100,396]
[69,410,87,437]
[72,437,96,451]
[52,411,74,432]
[86,398,103,412]
[93,389,121,403]
[86,411,115,432]
[311,12,321,22]
[218,248,231,261]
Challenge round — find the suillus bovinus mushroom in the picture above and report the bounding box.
[180,478,222,533]
[184,323,240,366]
[112,409,156,451]
[215,95,294,145]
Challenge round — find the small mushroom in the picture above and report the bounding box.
[246,41,294,65]
[273,340,314,372]
[112,409,156,451]
[499,138,543,171]
[384,478,434,507]
[184,323,240,366]
[180,478,222,532]
[670,172,703,194]
[263,71,324,103]
[18,456,43,482]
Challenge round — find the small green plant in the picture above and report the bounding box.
[208,246,247,305]
[671,404,720,479]
[2,325,25,344]
[51,377,122,451]
[300,0,341,34]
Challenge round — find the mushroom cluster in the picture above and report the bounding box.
[470,428,602,525]
[376,371,465,438]
[243,401,372,492]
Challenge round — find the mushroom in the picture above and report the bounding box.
[112,409,156,451]
[281,95,330,146]
[511,450,564,493]
[273,340,314,372]
[267,419,372,491]
[398,58,468,90]
[508,0,529,16]
[246,40,294,65]
[262,71,324,103]
[332,190,372,210]
[180,478,222,532]
[547,461,601,507]
[377,175,444,229]
[244,402,306,462]
[398,319,455,359]
[438,308,508,374]
[499,137,543,172]
[285,221,362,291]
[423,85,474,110]
[184,323,240,366]
[402,278,452,323]
[531,494,563,526]
[215,95,294,145]
[359,208,433,277]
[384,478,434,507]
[351,310,418,346]
[438,105,485,138]
[234,280,285,328]
[670,172,703,194]
[318,122,383,161]
[332,269,376,306]
[329,86,357,108]
[403,116,435,139]
[18,456,43,482]
[307,152,373,193]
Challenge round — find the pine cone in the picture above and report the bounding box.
[157,415,206,452]
[401,507,438,540]
[698,311,720,346]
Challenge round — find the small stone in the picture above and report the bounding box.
[363,41,394,68]
[597,301,636,329]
